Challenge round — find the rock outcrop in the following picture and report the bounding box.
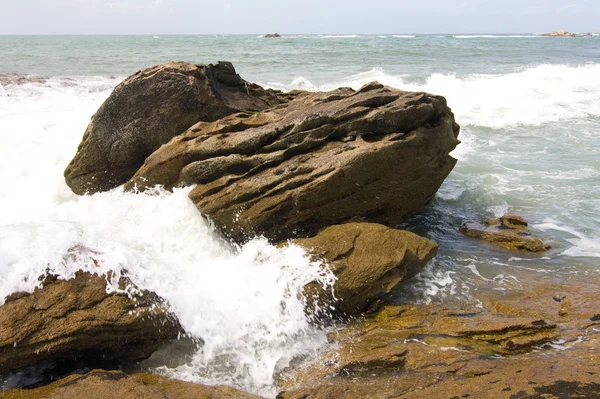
[64,61,292,195]
[278,278,600,398]
[0,272,180,374]
[0,369,261,399]
[126,81,460,243]
[540,30,578,37]
[264,33,281,38]
[460,215,550,252]
[293,223,437,316]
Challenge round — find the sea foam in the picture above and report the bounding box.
[0,77,335,397]
[263,63,600,128]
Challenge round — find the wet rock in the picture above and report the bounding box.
[278,279,600,399]
[460,215,550,252]
[0,272,180,374]
[264,33,281,38]
[0,74,47,86]
[0,369,261,399]
[127,82,460,243]
[64,61,292,195]
[292,223,437,316]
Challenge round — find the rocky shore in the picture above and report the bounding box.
[1,61,594,398]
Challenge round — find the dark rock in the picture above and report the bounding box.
[0,369,261,399]
[64,61,292,195]
[264,33,281,38]
[292,223,437,316]
[127,81,460,243]
[0,272,180,374]
[461,215,550,252]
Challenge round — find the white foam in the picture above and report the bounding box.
[454,35,540,39]
[392,35,415,38]
[0,77,335,397]
[264,64,600,129]
[320,35,358,38]
[535,222,600,258]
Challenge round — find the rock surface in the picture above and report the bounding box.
[0,272,180,374]
[0,369,261,399]
[460,215,550,252]
[127,81,460,243]
[64,61,291,195]
[293,223,437,316]
[278,278,600,399]
[264,33,281,38]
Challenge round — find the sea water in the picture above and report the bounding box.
[0,34,599,396]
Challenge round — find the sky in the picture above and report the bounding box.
[2,0,599,34]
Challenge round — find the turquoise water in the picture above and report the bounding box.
[1,34,599,394]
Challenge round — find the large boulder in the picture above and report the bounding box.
[292,223,438,316]
[64,61,292,195]
[0,272,180,374]
[126,81,460,243]
[1,369,261,399]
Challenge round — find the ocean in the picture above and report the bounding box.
[0,34,599,396]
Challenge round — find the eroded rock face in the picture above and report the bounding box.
[460,215,550,252]
[0,369,261,399]
[127,82,460,243]
[278,279,600,399]
[64,61,291,195]
[293,223,437,316]
[0,272,180,374]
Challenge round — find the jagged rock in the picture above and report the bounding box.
[127,81,460,243]
[264,33,281,38]
[292,223,437,316]
[0,369,261,399]
[64,61,292,195]
[0,272,180,374]
[460,215,550,252]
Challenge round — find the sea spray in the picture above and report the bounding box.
[0,77,336,396]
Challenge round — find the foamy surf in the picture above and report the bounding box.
[0,77,336,397]
[263,63,600,128]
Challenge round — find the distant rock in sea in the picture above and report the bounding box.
[540,30,579,37]
[264,33,281,38]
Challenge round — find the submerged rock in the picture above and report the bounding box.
[0,369,261,399]
[0,272,180,374]
[64,61,291,195]
[460,215,550,252]
[293,223,437,316]
[127,81,460,243]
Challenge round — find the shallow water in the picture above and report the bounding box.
[0,34,599,396]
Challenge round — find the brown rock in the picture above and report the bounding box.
[127,82,460,243]
[264,33,281,38]
[64,61,291,195]
[461,214,550,252]
[278,279,600,399]
[0,272,180,374]
[0,369,261,399]
[292,223,437,316]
